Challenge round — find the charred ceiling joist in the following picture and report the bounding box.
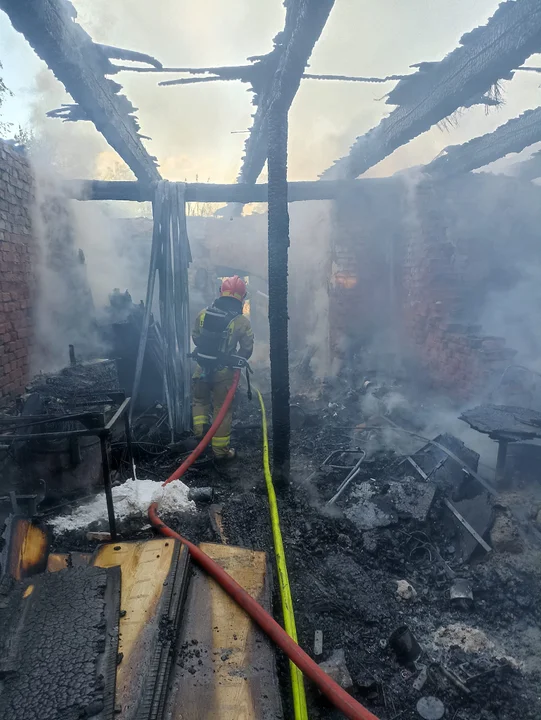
[512,147,541,180]
[322,0,541,180]
[0,0,161,185]
[426,106,541,177]
[237,0,335,187]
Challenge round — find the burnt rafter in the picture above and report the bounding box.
[322,0,541,180]
[236,0,335,187]
[425,106,541,177]
[0,0,161,184]
[511,147,541,180]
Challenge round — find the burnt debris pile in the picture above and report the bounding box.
[0,359,132,526]
[217,376,541,720]
[3,359,541,720]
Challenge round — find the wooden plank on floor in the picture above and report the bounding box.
[47,553,68,572]
[47,552,93,572]
[93,539,189,720]
[165,543,283,720]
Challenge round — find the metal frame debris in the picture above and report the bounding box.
[0,391,134,540]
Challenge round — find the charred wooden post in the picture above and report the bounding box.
[236,0,335,192]
[267,101,291,487]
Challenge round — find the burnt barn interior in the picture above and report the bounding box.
[3,1,541,720]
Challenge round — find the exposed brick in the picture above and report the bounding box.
[0,141,34,398]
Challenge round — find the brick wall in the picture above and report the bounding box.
[402,180,493,399]
[0,142,35,398]
[330,181,403,374]
[329,174,541,402]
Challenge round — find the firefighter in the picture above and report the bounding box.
[191,275,254,460]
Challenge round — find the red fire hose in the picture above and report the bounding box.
[149,371,380,720]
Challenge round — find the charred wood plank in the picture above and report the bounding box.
[0,0,160,185]
[425,106,541,177]
[237,0,335,188]
[71,177,396,203]
[322,0,541,180]
[267,101,291,486]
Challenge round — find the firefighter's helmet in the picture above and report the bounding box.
[220,275,247,302]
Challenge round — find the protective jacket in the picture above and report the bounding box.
[191,296,254,457]
[192,296,253,378]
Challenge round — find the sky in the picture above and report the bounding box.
[0,0,540,182]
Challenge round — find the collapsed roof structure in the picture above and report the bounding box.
[322,0,541,180]
[0,0,162,185]
[2,0,541,479]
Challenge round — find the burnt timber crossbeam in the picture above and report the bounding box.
[511,148,541,181]
[425,106,541,177]
[322,0,541,180]
[236,0,335,188]
[70,178,397,203]
[0,0,161,185]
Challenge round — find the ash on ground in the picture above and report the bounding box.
[49,371,541,720]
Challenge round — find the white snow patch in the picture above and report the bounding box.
[48,478,196,533]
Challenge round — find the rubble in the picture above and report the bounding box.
[345,476,436,531]
[490,510,524,554]
[314,629,323,656]
[317,649,353,690]
[416,696,445,720]
[389,625,422,664]
[86,531,111,542]
[396,579,417,601]
[448,492,493,560]
[449,578,473,609]
[344,480,396,530]
[433,623,498,656]
[6,350,541,720]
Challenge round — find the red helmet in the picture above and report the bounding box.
[220,275,247,301]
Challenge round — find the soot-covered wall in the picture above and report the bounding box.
[332,172,541,401]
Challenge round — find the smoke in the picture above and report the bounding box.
[479,269,541,371]
[29,149,101,373]
[5,0,541,394]
[289,201,333,378]
[7,0,537,184]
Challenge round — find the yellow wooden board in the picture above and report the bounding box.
[93,539,179,719]
[47,552,92,572]
[47,553,69,572]
[165,543,283,720]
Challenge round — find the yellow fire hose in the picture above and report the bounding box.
[257,389,309,720]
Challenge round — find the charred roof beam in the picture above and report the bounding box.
[322,0,541,180]
[236,0,335,188]
[0,0,161,185]
[509,147,541,180]
[425,106,541,177]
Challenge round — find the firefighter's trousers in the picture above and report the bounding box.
[192,368,235,458]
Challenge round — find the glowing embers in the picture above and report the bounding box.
[332,272,358,289]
